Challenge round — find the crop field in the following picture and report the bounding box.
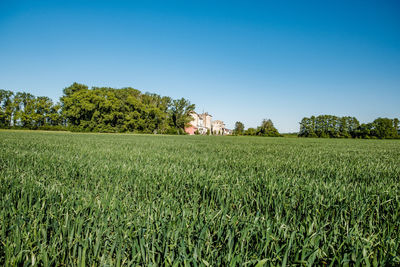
[0,130,399,266]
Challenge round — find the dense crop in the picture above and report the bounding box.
[1,130,399,265]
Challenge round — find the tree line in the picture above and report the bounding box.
[0,90,63,129]
[0,83,195,134]
[233,119,282,137]
[2,85,398,138]
[299,115,399,139]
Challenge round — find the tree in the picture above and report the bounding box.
[169,98,195,132]
[299,115,360,138]
[298,117,316,137]
[327,115,340,138]
[394,118,399,137]
[32,96,53,127]
[233,121,244,135]
[372,118,398,139]
[348,117,360,137]
[16,92,35,127]
[62,82,88,98]
[48,103,62,126]
[60,83,194,133]
[299,115,400,139]
[257,119,281,137]
[244,127,257,136]
[0,89,14,127]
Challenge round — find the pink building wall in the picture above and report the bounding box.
[185,125,197,135]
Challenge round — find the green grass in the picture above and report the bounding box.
[1,130,399,266]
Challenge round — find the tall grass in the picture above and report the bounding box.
[1,131,399,265]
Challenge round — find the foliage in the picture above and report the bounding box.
[299,115,399,139]
[0,89,14,127]
[243,119,282,137]
[1,131,399,265]
[0,89,62,129]
[244,127,257,136]
[0,83,195,134]
[257,119,281,137]
[169,98,195,132]
[60,83,194,133]
[233,121,245,135]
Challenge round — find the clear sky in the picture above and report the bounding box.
[1,0,399,132]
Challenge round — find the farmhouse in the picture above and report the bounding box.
[212,120,225,135]
[185,111,231,135]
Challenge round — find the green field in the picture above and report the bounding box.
[1,131,399,266]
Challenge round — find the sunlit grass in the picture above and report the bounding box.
[1,131,399,265]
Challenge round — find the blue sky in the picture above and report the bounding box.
[1,0,399,132]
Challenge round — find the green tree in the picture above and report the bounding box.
[48,103,62,126]
[298,116,317,137]
[233,121,244,135]
[394,118,399,138]
[2,84,197,134]
[16,92,35,128]
[169,98,195,132]
[257,119,281,137]
[62,82,89,98]
[372,118,398,139]
[33,96,53,127]
[0,89,14,127]
[61,83,194,133]
[244,127,257,136]
[300,115,359,138]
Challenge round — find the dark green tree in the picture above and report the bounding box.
[60,83,194,134]
[299,116,317,137]
[233,121,245,135]
[16,92,35,127]
[0,89,14,127]
[372,118,398,139]
[33,96,53,127]
[257,119,281,137]
[169,98,195,132]
[394,118,399,137]
[244,127,257,136]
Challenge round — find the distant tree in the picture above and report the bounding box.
[62,82,89,98]
[1,84,197,133]
[299,116,317,137]
[32,96,53,127]
[233,121,245,135]
[372,118,398,139]
[394,118,400,137]
[257,119,281,137]
[354,123,372,139]
[58,83,188,133]
[244,127,257,136]
[327,115,340,138]
[348,117,360,137]
[315,115,328,137]
[48,103,62,126]
[12,93,22,126]
[299,115,360,138]
[169,98,195,132]
[16,92,35,127]
[0,89,14,127]
[299,115,399,139]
